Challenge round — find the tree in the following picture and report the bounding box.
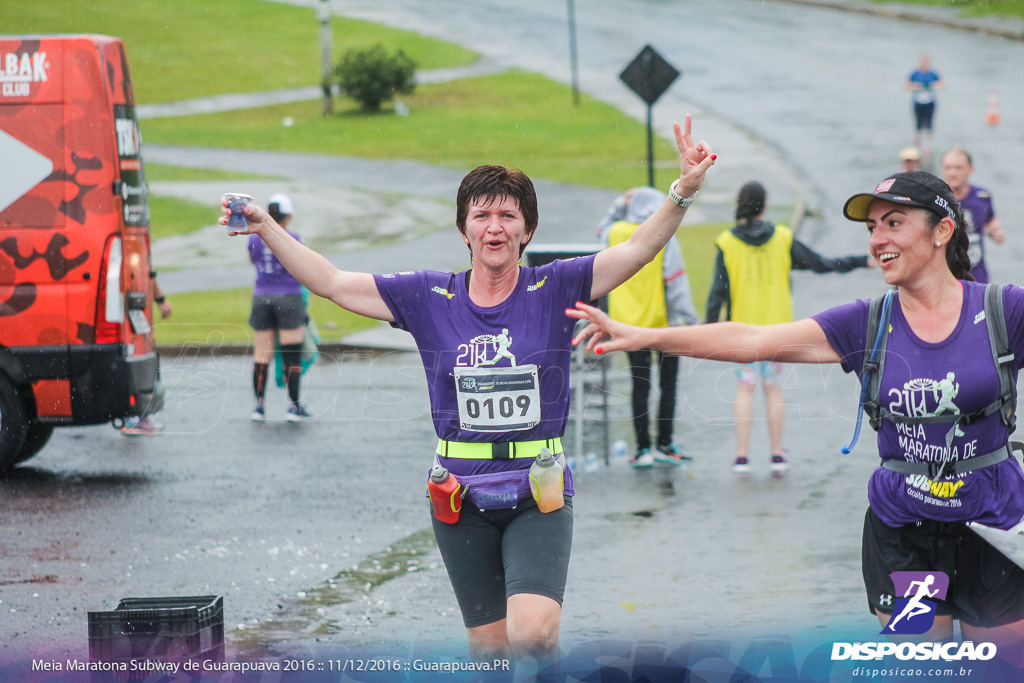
[335,44,416,112]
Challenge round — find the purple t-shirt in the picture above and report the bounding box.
[813,281,1024,529]
[249,232,303,296]
[959,185,997,284]
[373,255,597,491]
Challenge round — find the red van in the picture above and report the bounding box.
[0,35,162,471]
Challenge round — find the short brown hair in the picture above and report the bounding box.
[456,165,538,255]
[942,145,973,167]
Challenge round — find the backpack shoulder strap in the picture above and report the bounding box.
[864,290,896,432]
[984,283,1016,432]
[864,295,883,360]
[842,289,896,453]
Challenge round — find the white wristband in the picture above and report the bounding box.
[668,179,699,208]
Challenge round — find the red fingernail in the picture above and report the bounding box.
[595,346,604,355]
[711,154,717,161]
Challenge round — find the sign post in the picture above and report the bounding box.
[619,45,680,187]
[318,0,334,116]
[566,0,580,106]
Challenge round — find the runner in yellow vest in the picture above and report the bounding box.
[706,181,872,474]
[599,187,699,469]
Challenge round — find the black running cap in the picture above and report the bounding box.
[843,175,956,222]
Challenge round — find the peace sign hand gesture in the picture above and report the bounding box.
[672,113,716,199]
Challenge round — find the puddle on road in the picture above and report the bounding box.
[232,528,437,656]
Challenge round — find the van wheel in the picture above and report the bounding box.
[12,422,55,465]
[0,375,28,473]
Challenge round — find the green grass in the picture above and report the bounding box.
[7,0,478,104]
[868,0,1024,19]
[141,71,684,191]
[152,287,379,345]
[148,196,221,240]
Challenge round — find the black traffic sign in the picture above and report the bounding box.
[619,45,682,186]
[619,45,679,106]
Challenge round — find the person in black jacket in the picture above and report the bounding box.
[706,181,872,474]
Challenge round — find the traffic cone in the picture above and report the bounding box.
[986,91,1001,126]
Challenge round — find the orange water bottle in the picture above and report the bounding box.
[529,448,564,513]
[428,466,462,524]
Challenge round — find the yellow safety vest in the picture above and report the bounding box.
[607,220,668,328]
[715,225,794,325]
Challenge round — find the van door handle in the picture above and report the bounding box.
[126,292,148,310]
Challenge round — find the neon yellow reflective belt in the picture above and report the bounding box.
[436,438,563,460]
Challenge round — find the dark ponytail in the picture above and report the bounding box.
[900,171,973,282]
[943,212,974,282]
[735,181,766,222]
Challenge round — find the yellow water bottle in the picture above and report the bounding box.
[529,447,564,513]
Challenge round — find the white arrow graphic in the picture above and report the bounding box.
[0,128,54,213]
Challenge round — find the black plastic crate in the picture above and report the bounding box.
[88,595,224,673]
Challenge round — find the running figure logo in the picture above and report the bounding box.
[473,329,517,367]
[932,372,966,438]
[932,372,959,415]
[882,571,949,635]
[903,373,965,437]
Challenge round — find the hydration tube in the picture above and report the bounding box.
[842,291,894,454]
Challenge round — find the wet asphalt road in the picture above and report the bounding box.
[1,344,880,664]
[3,0,1024,671]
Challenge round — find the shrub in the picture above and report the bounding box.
[335,44,417,112]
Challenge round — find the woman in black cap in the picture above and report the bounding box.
[705,181,870,474]
[569,171,1024,649]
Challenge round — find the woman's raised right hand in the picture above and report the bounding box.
[219,196,272,236]
[672,113,716,199]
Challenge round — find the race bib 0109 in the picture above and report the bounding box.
[454,364,541,432]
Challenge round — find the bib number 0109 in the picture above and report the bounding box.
[454,365,541,432]
[464,395,531,420]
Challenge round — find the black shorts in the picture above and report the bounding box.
[913,102,935,131]
[249,293,306,331]
[431,496,573,628]
[862,506,1024,627]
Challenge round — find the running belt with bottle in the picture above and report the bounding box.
[845,283,1022,478]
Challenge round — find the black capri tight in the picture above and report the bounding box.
[431,496,573,628]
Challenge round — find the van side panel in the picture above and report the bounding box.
[0,39,70,359]
[0,35,159,435]
[1,37,108,348]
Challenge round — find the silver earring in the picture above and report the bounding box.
[936,242,942,247]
